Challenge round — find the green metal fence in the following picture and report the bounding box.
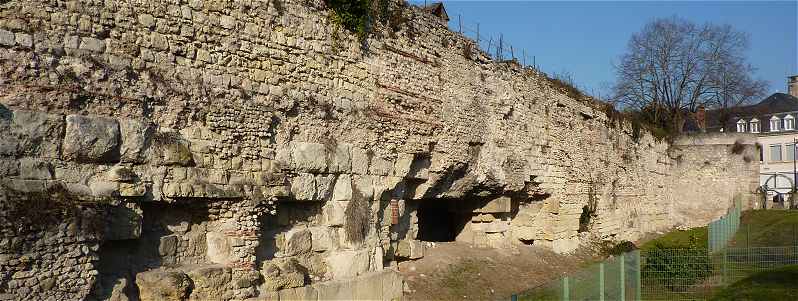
[518,251,642,301]
[708,199,742,253]
[640,246,798,300]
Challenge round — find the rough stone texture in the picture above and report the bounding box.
[135,269,191,301]
[0,0,759,300]
[63,114,120,163]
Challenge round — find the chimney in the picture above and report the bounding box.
[789,75,798,98]
[697,105,706,132]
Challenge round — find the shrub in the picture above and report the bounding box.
[327,0,371,42]
[643,235,712,291]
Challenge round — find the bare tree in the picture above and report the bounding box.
[612,17,767,132]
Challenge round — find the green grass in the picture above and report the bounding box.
[640,227,709,251]
[710,265,798,301]
[731,210,798,247]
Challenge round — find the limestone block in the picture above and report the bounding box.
[315,279,354,301]
[481,220,510,233]
[283,228,312,256]
[0,159,19,177]
[9,110,64,158]
[290,173,316,201]
[352,270,385,300]
[89,180,119,197]
[330,143,352,173]
[14,32,32,48]
[138,13,155,28]
[107,277,130,301]
[0,29,13,46]
[475,196,513,213]
[325,249,370,280]
[291,142,327,173]
[278,285,318,300]
[119,118,151,163]
[18,158,52,180]
[158,140,193,166]
[332,174,352,201]
[381,270,404,301]
[393,154,414,177]
[308,226,334,252]
[105,204,142,240]
[369,156,393,176]
[315,174,335,201]
[352,175,374,200]
[322,201,347,226]
[395,240,424,259]
[135,269,191,301]
[186,265,232,301]
[106,166,137,182]
[206,232,232,264]
[351,147,369,175]
[63,114,120,162]
[79,37,105,52]
[261,258,306,291]
[159,235,178,256]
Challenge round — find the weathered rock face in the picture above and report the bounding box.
[0,0,758,300]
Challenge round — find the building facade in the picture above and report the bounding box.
[708,77,798,203]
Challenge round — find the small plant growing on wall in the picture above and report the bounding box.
[344,193,370,243]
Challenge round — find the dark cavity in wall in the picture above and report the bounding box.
[415,199,472,242]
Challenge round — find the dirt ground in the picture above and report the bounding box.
[398,241,596,300]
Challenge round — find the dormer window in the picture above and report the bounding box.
[750,118,760,133]
[785,115,795,130]
[736,119,747,132]
[771,116,781,132]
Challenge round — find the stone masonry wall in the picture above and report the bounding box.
[0,0,758,300]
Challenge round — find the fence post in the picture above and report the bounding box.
[635,251,641,301]
[722,248,728,284]
[599,262,605,301]
[458,14,462,34]
[511,294,517,301]
[620,253,625,301]
[476,23,480,42]
[562,276,569,301]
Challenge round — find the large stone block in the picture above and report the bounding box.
[135,269,191,301]
[186,265,232,301]
[330,143,352,173]
[325,249,370,280]
[290,173,316,201]
[332,174,352,201]
[369,156,393,176]
[291,142,327,172]
[351,147,369,175]
[63,114,120,162]
[6,110,64,158]
[206,232,232,264]
[119,118,152,163]
[309,226,335,252]
[475,196,513,213]
[278,285,318,300]
[283,228,311,256]
[261,258,306,292]
[18,158,53,180]
[322,201,347,226]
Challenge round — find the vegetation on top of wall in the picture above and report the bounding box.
[327,0,372,42]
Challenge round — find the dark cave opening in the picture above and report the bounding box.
[416,200,471,242]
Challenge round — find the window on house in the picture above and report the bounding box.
[770,116,781,132]
[770,144,783,162]
[736,119,747,132]
[750,119,760,133]
[785,115,795,130]
[788,143,796,162]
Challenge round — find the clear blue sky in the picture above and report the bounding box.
[409,1,797,98]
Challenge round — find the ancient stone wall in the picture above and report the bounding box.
[0,0,758,300]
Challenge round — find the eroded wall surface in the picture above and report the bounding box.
[0,0,758,300]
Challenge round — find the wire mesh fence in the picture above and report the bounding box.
[640,246,798,301]
[708,199,742,253]
[516,251,642,301]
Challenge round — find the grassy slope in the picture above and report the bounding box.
[640,226,708,251]
[731,210,798,247]
[710,265,798,301]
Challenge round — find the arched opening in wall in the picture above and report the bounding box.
[416,200,471,242]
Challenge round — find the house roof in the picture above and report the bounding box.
[705,93,798,132]
[423,2,449,21]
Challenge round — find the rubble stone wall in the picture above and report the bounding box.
[0,0,758,300]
